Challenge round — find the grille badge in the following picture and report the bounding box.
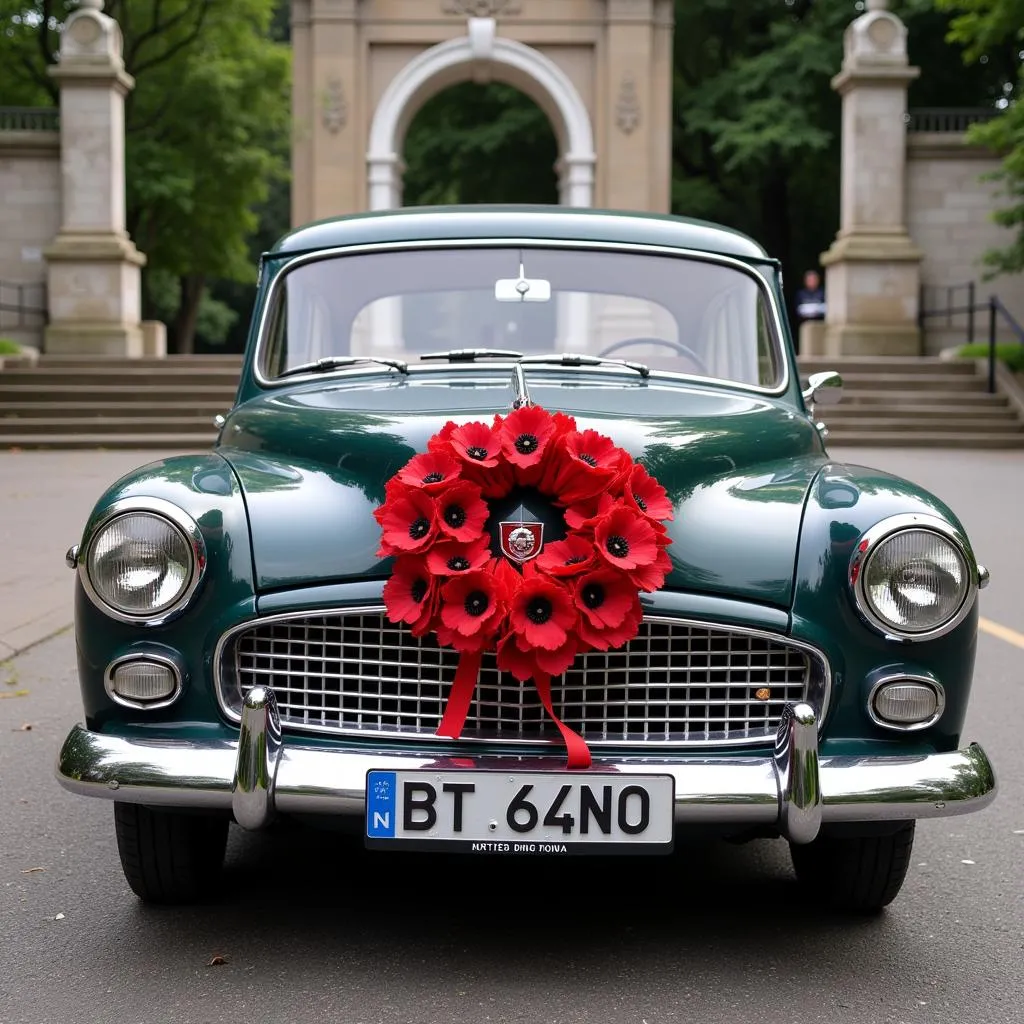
[499,505,544,564]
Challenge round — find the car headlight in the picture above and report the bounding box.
[850,514,977,640]
[81,498,206,624]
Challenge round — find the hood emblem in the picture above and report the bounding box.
[499,505,544,564]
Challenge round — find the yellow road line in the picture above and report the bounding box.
[979,616,1024,650]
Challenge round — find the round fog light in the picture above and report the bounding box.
[107,659,179,708]
[870,679,943,730]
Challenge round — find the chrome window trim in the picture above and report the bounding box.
[78,496,207,627]
[213,606,831,749]
[251,237,792,398]
[103,651,185,711]
[848,512,979,643]
[867,674,946,733]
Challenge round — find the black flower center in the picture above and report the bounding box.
[447,556,471,572]
[581,583,605,610]
[464,590,490,617]
[423,472,444,484]
[578,453,598,467]
[409,517,430,540]
[467,446,488,461]
[565,555,588,566]
[606,535,629,558]
[635,495,648,513]
[444,504,467,529]
[526,597,553,624]
[514,433,538,455]
[410,579,428,603]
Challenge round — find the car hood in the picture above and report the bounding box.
[220,375,826,608]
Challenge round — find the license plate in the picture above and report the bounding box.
[365,770,674,855]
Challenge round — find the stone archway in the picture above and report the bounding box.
[366,18,595,210]
[289,0,675,226]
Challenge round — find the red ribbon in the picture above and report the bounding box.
[436,654,592,770]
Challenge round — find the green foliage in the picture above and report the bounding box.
[0,0,290,352]
[403,82,558,207]
[959,341,1024,370]
[0,338,23,355]
[938,0,1024,274]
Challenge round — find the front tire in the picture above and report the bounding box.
[790,822,915,913]
[114,804,229,905]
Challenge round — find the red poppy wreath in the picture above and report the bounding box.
[374,404,674,769]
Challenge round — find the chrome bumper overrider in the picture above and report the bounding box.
[55,689,997,845]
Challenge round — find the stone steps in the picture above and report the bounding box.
[0,355,1021,449]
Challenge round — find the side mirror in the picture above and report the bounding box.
[802,370,843,407]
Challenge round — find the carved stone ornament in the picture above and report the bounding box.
[616,75,641,135]
[442,1,522,15]
[322,78,347,134]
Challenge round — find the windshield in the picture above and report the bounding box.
[261,246,783,388]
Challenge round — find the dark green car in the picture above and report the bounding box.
[57,206,996,911]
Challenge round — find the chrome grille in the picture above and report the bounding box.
[222,609,823,748]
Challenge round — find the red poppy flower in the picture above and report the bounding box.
[509,573,577,650]
[497,631,579,681]
[425,535,491,576]
[449,421,501,469]
[574,567,640,630]
[382,557,437,637]
[440,568,508,639]
[436,480,489,542]
[376,488,438,556]
[627,541,673,593]
[535,535,596,577]
[426,421,457,457]
[498,405,556,469]
[593,506,659,571]
[576,595,642,651]
[397,451,462,493]
[625,464,674,524]
[563,492,615,533]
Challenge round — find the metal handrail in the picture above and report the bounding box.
[0,107,59,132]
[919,281,1024,393]
[0,280,47,329]
[906,108,999,133]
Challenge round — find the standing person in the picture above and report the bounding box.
[795,269,827,323]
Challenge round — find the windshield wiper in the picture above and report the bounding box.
[276,356,408,379]
[519,353,650,378]
[420,348,524,363]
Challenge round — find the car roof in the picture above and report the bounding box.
[269,205,772,262]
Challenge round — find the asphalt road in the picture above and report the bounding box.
[1,448,1021,1024]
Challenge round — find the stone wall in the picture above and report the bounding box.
[0,126,60,351]
[907,131,1024,354]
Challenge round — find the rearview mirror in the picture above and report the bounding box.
[494,268,551,303]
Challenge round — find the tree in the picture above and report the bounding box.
[937,0,1024,274]
[0,1,290,353]
[403,81,558,207]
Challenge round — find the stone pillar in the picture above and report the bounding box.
[820,0,923,356]
[43,0,146,356]
[602,0,672,213]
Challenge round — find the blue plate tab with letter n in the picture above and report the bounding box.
[366,771,397,839]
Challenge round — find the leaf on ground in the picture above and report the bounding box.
[13,723,33,731]
[207,954,229,967]
[0,690,29,699]
[21,867,45,874]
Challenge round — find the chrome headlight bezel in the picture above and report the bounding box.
[79,496,207,626]
[849,513,978,642]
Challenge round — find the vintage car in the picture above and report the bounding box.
[57,206,997,911]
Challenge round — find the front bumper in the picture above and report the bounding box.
[56,688,997,845]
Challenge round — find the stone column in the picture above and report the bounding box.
[820,0,923,356]
[44,0,146,356]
